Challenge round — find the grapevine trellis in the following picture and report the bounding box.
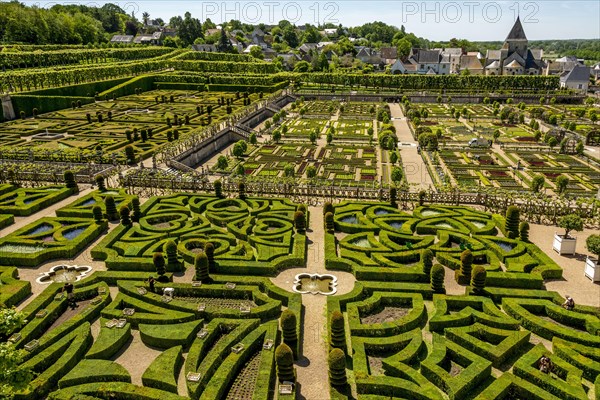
[119,169,599,227]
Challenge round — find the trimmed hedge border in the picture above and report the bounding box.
[0,185,73,216]
[139,320,203,349]
[0,266,32,307]
[48,382,188,400]
[58,359,131,388]
[86,317,132,360]
[16,323,92,400]
[142,345,183,393]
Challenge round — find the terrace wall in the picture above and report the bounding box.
[175,129,241,168]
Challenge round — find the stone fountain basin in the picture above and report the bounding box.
[36,265,92,285]
[292,273,338,296]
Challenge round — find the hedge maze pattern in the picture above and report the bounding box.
[92,194,306,275]
[326,202,599,400]
[2,192,600,399]
[2,192,305,399]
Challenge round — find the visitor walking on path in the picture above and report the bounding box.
[61,282,78,310]
[147,276,156,293]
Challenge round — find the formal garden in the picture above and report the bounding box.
[0,53,599,399]
[1,187,600,399]
[405,101,600,195]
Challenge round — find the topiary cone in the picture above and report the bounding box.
[471,265,487,295]
[422,249,434,275]
[460,249,473,279]
[104,196,118,221]
[280,310,298,357]
[431,264,445,294]
[204,242,215,265]
[505,206,520,239]
[294,211,306,233]
[164,240,179,270]
[325,212,335,232]
[519,221,530,242]
[119,205,131,226]
[329,348,347,386]
[330,311,346,352]
[275,343,295,382]
[194,252,209,282]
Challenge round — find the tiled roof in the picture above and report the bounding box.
[415,49,441,63]
[505,59,523,68]
[561,66,591,82]
[379,47,398,60]
[486,50,501,61]
[110,35,134,43]
[506,17,527,41]
[460,55,483,70]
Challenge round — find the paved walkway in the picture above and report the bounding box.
[531,223,600,307]
[270,207,355,400]
[389,103,434,190]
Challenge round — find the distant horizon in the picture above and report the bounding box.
[22,1,600,41]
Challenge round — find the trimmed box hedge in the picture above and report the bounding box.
[0,266,31,307]
[58,359,131,388]
[142,345,183,393]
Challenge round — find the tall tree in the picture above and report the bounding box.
[283,26,299,48]
[178,12,203,46]
[216,26,233,52]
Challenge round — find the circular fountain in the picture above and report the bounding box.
[36,265,92,285]
[292,273,338,295]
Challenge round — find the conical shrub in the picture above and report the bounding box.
[471,265,487,294]
[505,206,520,239]
[194,252,209,282]
[422,249,434,275]
[431,264,445,294]
[330,311,346,351]
[281,310,297,357]
[275,343,295,382]
[329,348,347,386]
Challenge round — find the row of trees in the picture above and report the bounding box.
[0,2,135,45]
[298,73,560,91]
[0,47,172,70]
[0,56,279,93]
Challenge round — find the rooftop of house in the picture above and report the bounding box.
[380,47,398,60]
[110,35,134,43]
[410,49,441,64]
[443,48,463,56]
[555,56,579,63]
[561,65,592,82]
[505,59,523,69]
[192,44,217,52]
[460,55,483,70]
[205,29,220,36]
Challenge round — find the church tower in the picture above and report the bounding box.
[502,16,528,58]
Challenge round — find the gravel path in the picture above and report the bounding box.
[111,329,162,386]
[531,223,600,307]
[389,103,434,190]
[292,206,332,400]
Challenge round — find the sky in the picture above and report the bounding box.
[24,0,600,41]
